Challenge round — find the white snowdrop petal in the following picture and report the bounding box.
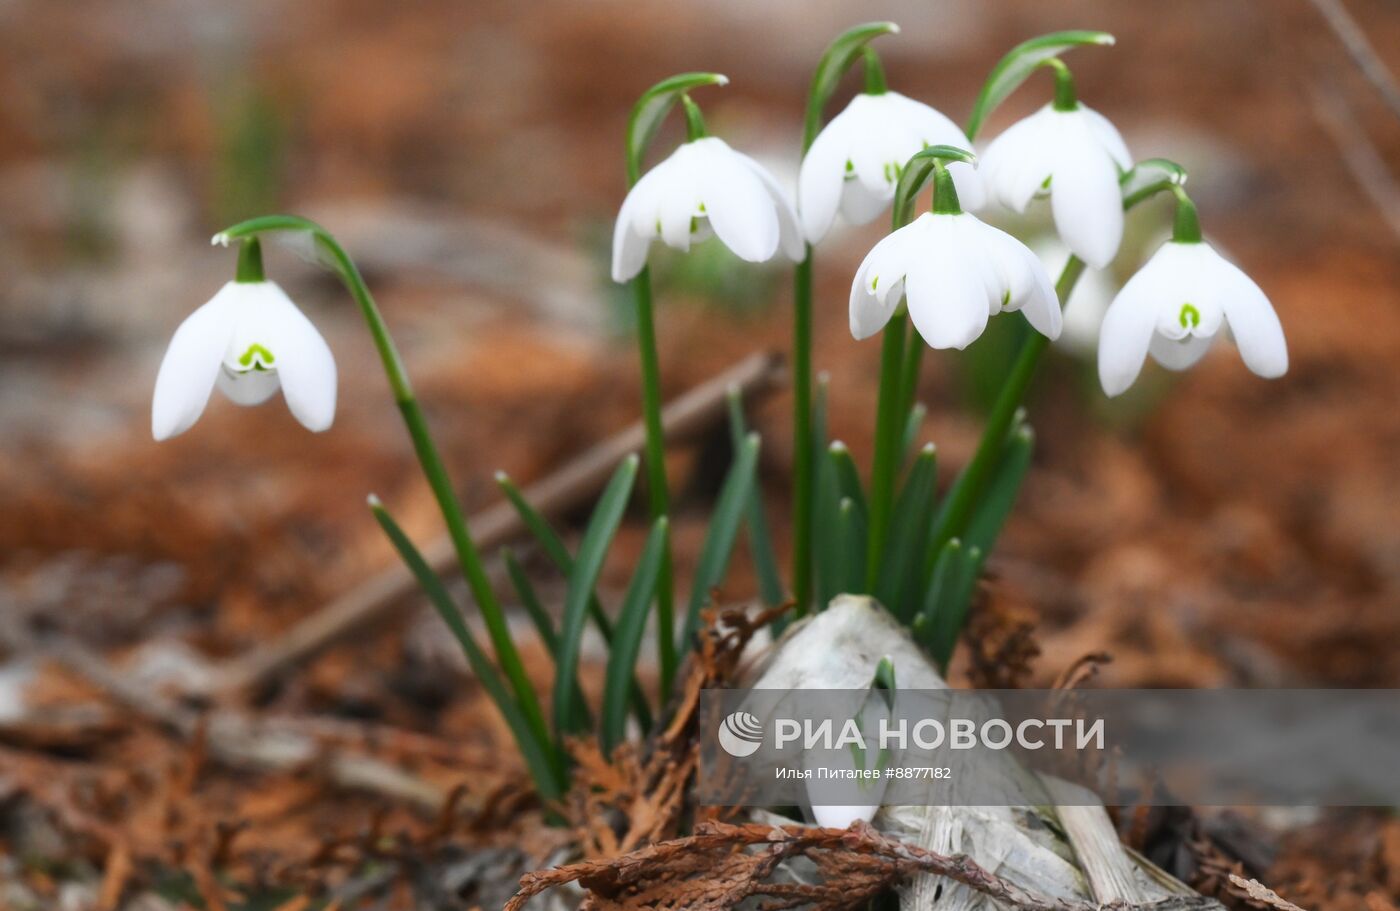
[1212,253,1288,378]
[736,150,805,262]
[697,141,780,263]
[1050,141,1124,269]
[151,284,240,440]
[259,284,337,432]
[1081,104,1132,170]
[947,160,986,213]
[981,107,1057,213]
[657,176,698,252]
[848,227,912,340]
[610,166,665,282]
[1149,331,1214,371]
[977,220,1062,339]
[905,221,991,350]
[840,178,891,226]
[1098,262,1171,396]
[216,366,281,405]
[797,124,850,244]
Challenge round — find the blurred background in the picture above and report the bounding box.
[1,0,1398,908]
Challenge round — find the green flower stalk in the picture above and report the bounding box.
[610,74,802,692]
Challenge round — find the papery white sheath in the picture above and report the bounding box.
[1097,240,1287,396]
[798,92,985,244]
[611,136,804,283]
[152,281,337,440]
[849,212,1061,349]
[980,103,1131,269]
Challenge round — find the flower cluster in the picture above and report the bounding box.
[145,25,1294,821]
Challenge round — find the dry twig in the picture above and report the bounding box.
[507,820,1226,911]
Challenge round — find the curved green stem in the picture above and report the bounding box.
[213,215,553,772]
[792,251,814,615]
[866,312,909,590]
[631,267,677,694]
[1042,57,1079,111]
[235,237,265,283]
[862,47,888,95]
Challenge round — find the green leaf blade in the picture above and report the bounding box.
[965,30,1116,140]
[601,517,669,753]
[553,456,639,735]
[682,433,761,643]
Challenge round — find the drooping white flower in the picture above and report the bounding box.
[849,212,1061,349]
[798,92,984,244]
[1097,240,1287,396]
[611,136,804,282]
[980,103,1131,269]
[152,281,337,440]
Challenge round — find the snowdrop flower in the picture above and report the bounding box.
[611,104,803,283]
[1098,194,1286,396]
[850,166,1060,350]
[152,240,336,440]
[980,61,1131,269]
[799,91,984,244]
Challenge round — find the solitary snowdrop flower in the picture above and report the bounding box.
[152,239,337,440]
[979,61,1131,269]
[850,165,1060,350]
[611,97,803,283]
[799,91,984,244]
[1098,193,1286,396]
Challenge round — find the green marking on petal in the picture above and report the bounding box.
[1001,290,1011,310]
[870,275,879,291]
[1179,303,1201,330]
[698,202,706,213]
[238,343,275,368]
[845,159,855,173]
[689,216,699,234]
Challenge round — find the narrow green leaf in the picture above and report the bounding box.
[802,22,901,151]
[813,443,845,610]
[554,456,639,735]
[682,433,761,643]
[965,30,1116,140]
[918,538,962,650]
[497,471,652,733]
[963,424,1035,557]
[829,441,868,521]
[876,443,938,621]
[900,403,927,470]
[727,389,785,608]
[928,545,984,674]
[627,72,729,183]
[836,497,867,595]
[601,517,669,753]
[497,472,617,640]
[1120,157,1188,210]
[369,497,562,797]
[504,548,557,656]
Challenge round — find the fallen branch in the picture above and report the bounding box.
[207,350,785,696]
[506,820,1227,911]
